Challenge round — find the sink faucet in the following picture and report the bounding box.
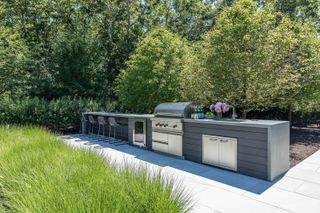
[230,105,237,120]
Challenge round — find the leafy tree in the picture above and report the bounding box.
[179,44,213,104]
[116,27,189,113]
[0,26,29,95]
[261,18,320,124]
[199,0,270,117]
[186,0,319,118]
[140,0,217,41]
[261,19,320,107]
[258,0,320,31]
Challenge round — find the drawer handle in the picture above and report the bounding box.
[220,139,229,143]
[209,138,217,141]
[153,140,168,145]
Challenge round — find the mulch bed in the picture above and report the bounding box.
[290,126,320,167]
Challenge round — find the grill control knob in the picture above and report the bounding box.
[156,123,160,126]
[164,124,168,127]
[173,124,177,128]
[160,123,164,127]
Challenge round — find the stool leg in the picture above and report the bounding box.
[98,124,101,135]
[103,125,105,136]
[109,126,111,138]
[114,127,116,139]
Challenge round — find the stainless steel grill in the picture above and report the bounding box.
[151,102,194,157]
[154,102,194,118]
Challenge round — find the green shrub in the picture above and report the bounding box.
[0,126,190,212]
[0,96,117,132]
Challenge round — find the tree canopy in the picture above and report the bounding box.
[180,0,319,117]
[0,26,29,96]
[0,0,319,115]
[116,27,188,113]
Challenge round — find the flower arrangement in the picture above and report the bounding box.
[209,102,230,118]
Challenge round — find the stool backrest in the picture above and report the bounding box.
[97,116,106,125]
[81,115,87,122]
[88,115,96,123]
[108,117,118,126]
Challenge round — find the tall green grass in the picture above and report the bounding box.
[0,126,190,212]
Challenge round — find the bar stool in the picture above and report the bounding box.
[80,115,88,133]
[97,116,107,136]
[108,117,120,138]
[88,115,97,134]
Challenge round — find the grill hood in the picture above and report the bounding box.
[154,102,195,118]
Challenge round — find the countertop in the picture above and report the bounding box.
[183,118,289,128]
[83,112,154,119]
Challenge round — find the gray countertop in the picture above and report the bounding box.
[83,112,154,119]
[183,118,289,128]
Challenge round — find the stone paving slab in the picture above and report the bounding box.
[60,134,320,213]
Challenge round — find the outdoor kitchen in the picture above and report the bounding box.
[82,102,290,181]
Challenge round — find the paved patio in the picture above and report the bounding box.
[60,134,320,213]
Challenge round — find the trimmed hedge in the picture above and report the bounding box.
[0,96,116,132]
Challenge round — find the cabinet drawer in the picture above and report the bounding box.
[152,140,168,153]
[152,132,168,142]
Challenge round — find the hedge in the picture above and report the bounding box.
[0,96,116,132]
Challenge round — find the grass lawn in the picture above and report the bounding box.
[0,126,190,212]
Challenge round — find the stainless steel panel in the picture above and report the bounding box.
[202,135,237,171]
[152,131,183,157]
[152,140,169,153]
[152,132,168,142]
[202,135,219,165]
[168,134,183,156]
[219,137,237,170]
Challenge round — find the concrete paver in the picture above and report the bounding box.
[295,182,320,200]
[61,134,320,213]
[272,177,304,192]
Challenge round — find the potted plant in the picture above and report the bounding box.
[209,102,230,119]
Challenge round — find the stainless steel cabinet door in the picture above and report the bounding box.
[202,135,219,166]
[219,138,237,171]
[168,134,182,156]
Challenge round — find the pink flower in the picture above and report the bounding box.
[209,102,230,114]
[215,106,222,113]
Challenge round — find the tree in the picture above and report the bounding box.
[186,0,319,118]
[0,26,29,95]
[261,18,320,125]
[116,27,189,113]
[199,0,271,117]
[179,44,213,105]
[258,0,320,32]
[139,0,217,41]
